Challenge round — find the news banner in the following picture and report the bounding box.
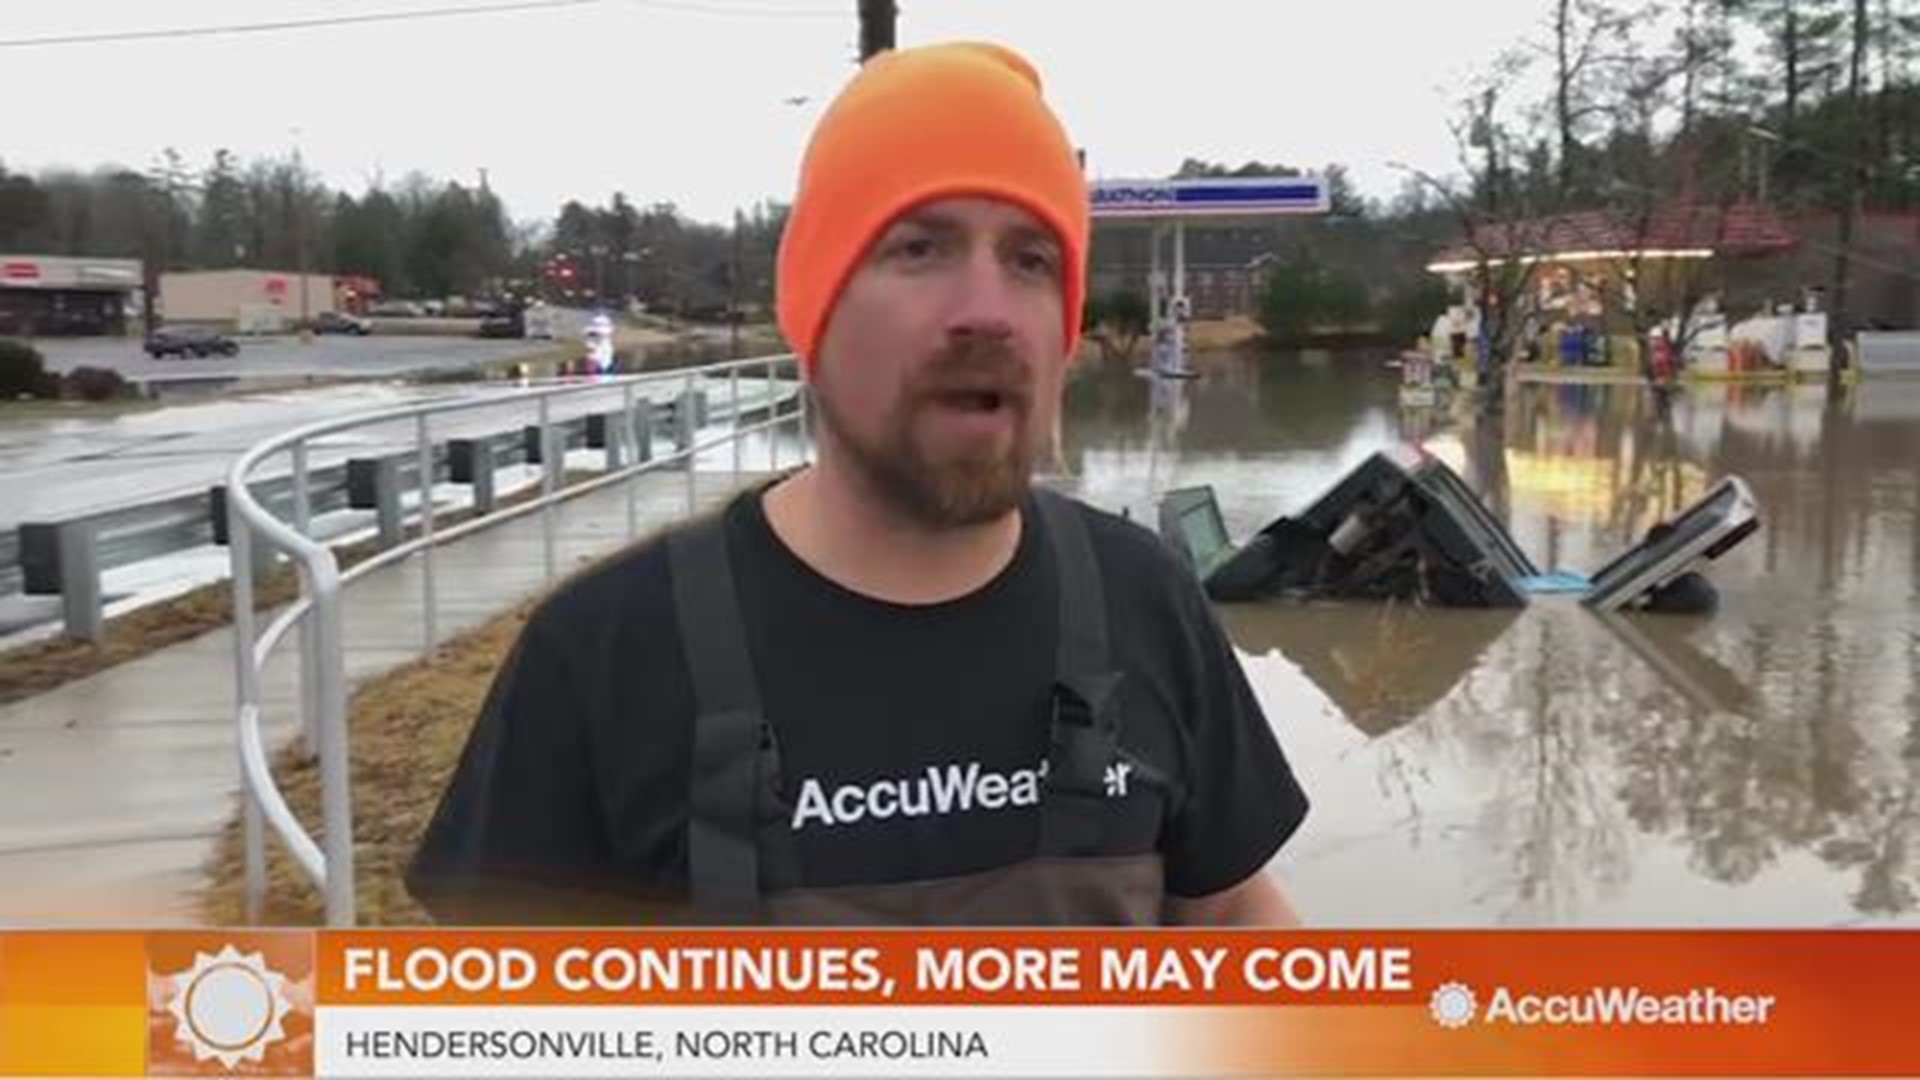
[0,929,1915,1077]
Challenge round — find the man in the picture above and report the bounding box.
[407,41,1308,925]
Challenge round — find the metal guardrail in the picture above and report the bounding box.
[227,354,808,925]
[8,473,340,611]
[4,385,754,640]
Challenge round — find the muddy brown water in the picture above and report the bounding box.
[1061,350,1920,926]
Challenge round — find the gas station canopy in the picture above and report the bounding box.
[1089,176,1330,224]
[1086,177,1332,374]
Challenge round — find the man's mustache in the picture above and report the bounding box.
[910,339,1034,405]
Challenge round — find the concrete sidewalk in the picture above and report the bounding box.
[0,461,774,926]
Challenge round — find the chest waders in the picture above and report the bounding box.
[665,489,1178,924]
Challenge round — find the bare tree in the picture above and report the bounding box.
[1834,0,1873,359]
[1399,60,1555,398]
[1735,0,1847,187]
[1542,0,1659,196]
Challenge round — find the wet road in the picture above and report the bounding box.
[31,334,549,384]
[1061,351,1920,926]
[0,356,775,531]
[4,336,562,530]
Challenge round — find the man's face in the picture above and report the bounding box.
[809,197,1070,528]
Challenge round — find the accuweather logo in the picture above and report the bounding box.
[1427,982,1779,1028]
[790,757,1136,831]
[162,945,296,1069]
[1429,982,1479,1028]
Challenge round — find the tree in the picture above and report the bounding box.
[1082,290,1151,363]
[1257,252,1372,342]
[1323,164,1369,218]
[196,149,249,267]
[1381,276,1455,345]
[401,182,505,300]
[1739,0,1847,188]
[234,156,325,271]
[1672,0,1750,137]
[146,148,196,273]
[603,192,641,300]
[1833,0,1874,354]
[737,200,788,311]
[333,188,412,295]
[0,162,47,249]
[636,202,689,311]
[463,183,512,296]
[1171,158,1303,180]
[1542,0,1654,196]
[552,200,597,253]
[1423,57,1559,392]
[1872,0,1920,167]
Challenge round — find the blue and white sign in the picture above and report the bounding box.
[1089,177,1329,219]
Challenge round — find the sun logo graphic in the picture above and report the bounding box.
[161,945,297,1069]
[1429,981,1478,1029]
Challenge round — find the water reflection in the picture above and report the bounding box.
[1063,352,1920,925]
[1221,604,1517,739]
[1590,611,1758,715]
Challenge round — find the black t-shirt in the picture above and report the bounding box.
[408,485,1308,919]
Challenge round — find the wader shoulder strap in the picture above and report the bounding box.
[1033,489,1125,855]
[667,513,786,916]
[1035,488,1108,679]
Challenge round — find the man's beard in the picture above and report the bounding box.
[813,339,1040,528]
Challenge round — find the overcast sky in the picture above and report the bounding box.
[4,0,1567,228]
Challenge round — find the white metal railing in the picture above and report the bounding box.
[226,353,808,925]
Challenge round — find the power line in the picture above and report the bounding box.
[627,0,842,17]
[0,0,840,49]
[0,0,602,48]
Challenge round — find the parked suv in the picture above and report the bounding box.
[146,326,239,358]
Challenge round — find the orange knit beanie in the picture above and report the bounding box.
[776,41,1089,372]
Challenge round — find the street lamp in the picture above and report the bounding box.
[289,126,312,343]
[142,153,203,335]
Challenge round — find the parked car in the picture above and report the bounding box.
[310,311,372,335]
[368,300,425,317]
[145,326,239,358]
[477,308,525,339]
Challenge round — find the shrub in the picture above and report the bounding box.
[65,365,129,402]
[0,339,49,398]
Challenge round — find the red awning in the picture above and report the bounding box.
[1431,202,1796,267]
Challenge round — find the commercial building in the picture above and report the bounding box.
[160,269,339,332]
[0,254,143,336]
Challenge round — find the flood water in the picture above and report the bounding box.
[1060,350,1920,927]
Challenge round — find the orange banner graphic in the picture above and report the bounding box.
[1,929,1916,1076]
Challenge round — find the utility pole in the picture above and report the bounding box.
[730,208,743,358]
[139,187,160,337]
[858,0,895,61]
[291,133,312,342]
[140,175,167,337]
